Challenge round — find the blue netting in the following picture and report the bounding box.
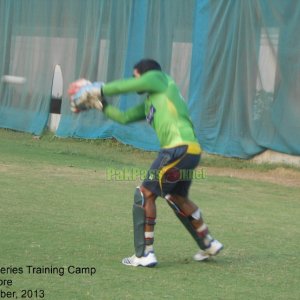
[1,0,299,157]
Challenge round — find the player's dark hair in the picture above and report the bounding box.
[134,59,162,75]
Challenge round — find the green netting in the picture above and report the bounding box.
[0,0,299,157]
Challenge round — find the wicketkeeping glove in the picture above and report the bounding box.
[68,79,105,113]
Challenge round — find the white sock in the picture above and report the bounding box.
[197,223,213,246]
[144,232,154,254]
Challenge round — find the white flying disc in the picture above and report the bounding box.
[1,75,26,84]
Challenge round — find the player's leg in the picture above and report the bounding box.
[122,147,172,267]
[166,193,223,260]
[160,149,223,260]
[122,147,178,267]
[122,186,158,267]
[140,185,157,255]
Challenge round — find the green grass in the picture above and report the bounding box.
[0,129,299,300]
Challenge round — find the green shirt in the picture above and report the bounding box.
[102,70,201,151]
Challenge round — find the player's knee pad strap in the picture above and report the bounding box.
[132,187,146,257]
[145,217,156,226]
[165,195,207,250]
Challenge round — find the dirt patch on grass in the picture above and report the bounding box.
[0,164,10,172]
[0,163,106,181]
[1,163,299,188]
[60,165,299,187]
[205,167,300,187]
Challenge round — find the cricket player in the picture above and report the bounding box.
[68,59,223,267]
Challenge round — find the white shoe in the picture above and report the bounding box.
[194,239,223,261]
[122,252,157,267]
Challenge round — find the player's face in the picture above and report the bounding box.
[133,69,145,94]
[133,69,141,78]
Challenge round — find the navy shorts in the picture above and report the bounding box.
[142,145,201,198]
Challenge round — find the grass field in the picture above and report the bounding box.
[0,128,299,300]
